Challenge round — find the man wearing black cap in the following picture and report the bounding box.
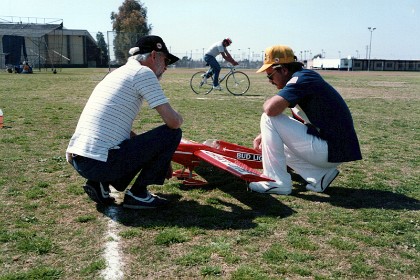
[66,35,183,209]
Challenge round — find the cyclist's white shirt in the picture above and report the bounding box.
[66,58,168,162]
[205,41,225,57]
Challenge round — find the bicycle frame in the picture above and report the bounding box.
[205,65,234,84]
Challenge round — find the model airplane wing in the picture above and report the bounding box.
[194,150,274,182]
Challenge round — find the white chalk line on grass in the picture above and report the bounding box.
[195,95,262,101]
[101,195,124,280]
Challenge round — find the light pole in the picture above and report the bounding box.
[368,27,376,71]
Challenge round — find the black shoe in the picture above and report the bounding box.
[83,181,115,205]
[123,190,169,209]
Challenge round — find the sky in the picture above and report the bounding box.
[3,0,420,60]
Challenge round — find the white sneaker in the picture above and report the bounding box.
[249,181,292,195]
[306,168,339,193]
[213,85,222,90]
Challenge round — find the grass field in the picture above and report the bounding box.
[0,67,419,280]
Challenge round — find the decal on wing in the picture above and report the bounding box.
[194,150,274,182]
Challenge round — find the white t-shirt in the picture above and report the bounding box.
[66,58,168,162]
[205,41,225,57]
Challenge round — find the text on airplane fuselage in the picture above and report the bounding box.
[236,153,262,162]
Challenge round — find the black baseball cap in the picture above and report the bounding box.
[133,35,179,65]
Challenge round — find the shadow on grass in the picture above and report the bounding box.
[96,168,418,230]
[97,163,296,230]
[97,164,419,229]
[295,186,420,210]
[97,191,295,230]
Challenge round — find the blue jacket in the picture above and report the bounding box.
[279,69,362,162]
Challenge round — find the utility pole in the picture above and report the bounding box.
[367,27,376,71]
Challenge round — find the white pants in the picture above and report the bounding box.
[260,113,340,187]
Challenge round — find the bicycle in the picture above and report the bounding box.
[190,65,250,96]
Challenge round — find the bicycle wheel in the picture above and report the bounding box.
[190,71,213,94]
[225,71,250,96]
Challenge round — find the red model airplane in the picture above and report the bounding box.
[172,108,307,186]
[171,138,274,186]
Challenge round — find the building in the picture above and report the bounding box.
[0,17,104,70]
[350,58,420,71]
[308,57,420,71]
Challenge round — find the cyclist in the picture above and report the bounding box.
[203,37,239,90]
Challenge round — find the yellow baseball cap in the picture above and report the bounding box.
[256,45,296,73]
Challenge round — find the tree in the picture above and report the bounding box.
[111,0,152,64]
[96,32,109,66]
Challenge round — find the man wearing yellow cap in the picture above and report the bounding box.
[250,45,362,195]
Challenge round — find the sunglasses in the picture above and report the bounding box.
[266,65,283,80]
[266,71,276,80]
[158,52,171,66]
[164,57,171,66]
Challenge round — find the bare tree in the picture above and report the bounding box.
[111,0,152,64]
